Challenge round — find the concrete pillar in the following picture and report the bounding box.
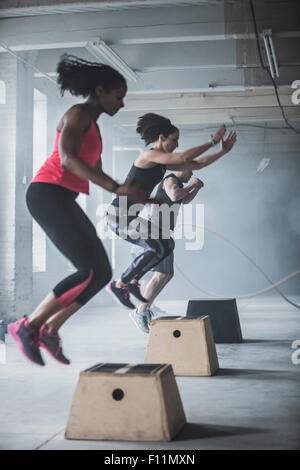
[14,54,34,317]
[0,54,17,323]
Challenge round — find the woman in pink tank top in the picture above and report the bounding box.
[8,54,154,367]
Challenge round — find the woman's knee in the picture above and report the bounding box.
[100,263,112,287]
[92,259,112,289]
[154,271,172,283]
[144,237,174,262]
[161,238,175,257]
[104,264,113,286]
[168,237,175,252]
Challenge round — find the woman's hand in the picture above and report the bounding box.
[191,177,204,189]
[212,124,227,143]
[220,131,237,153]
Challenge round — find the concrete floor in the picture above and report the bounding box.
[0,297,300,450]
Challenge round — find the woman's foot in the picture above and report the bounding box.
[129,309,150,334]
[128,282,148,302]
[145,308,156,328]
[106,281,136,309]
[7,316,45,366]
[39,325,70,365]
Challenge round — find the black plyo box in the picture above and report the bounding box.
[84,363,170,375]
[186,298,243,343]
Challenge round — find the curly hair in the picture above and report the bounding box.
[56,54,127,97]
[136,113,178,146]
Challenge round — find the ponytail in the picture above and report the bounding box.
[136,113,178,145]
[57,54,126,97]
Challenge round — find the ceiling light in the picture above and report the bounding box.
[257,157,271,173]
[262,29,279,79]
[86,39,138,82]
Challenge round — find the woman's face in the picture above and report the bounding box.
[162,130,179,153]
[96,83,127,116]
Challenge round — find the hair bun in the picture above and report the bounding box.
[136,113,177,146]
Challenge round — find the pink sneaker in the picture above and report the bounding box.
[7,316,45,366]
[39,325,70,365]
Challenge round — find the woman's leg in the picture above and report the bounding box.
[138,271,173,313]
[28,293,81,334]
[107,208,174,285]
[28,292,80,330]
[119,216,175,284]
[8,183,111,365]
[106,208,174,308]
[26,184,111,330]
[131,247,175,333]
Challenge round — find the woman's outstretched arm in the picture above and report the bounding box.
[142,125,227,168]
[187,131,237,171]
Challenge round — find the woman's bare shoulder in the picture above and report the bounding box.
[57,104,91,132]
[134,149,157,168]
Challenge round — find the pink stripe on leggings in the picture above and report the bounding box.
[57,269,94,307]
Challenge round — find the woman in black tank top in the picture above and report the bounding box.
[106,113,236,320]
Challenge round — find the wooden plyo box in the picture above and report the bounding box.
[65,363,186,441]
[145,316,219,376]
[186,298,243,343]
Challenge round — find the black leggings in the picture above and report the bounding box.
[106,205,175,283]
[26,183,112,307]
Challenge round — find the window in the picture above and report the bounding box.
[32,89,47,272]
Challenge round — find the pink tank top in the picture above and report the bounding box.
[31,119,102,194]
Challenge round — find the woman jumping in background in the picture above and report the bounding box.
[106,113,236,332]
[8,55,152,366]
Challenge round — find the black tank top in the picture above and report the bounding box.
[151,173,184,231]
[111,162,167,210]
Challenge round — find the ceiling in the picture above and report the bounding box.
[0,0,299,128]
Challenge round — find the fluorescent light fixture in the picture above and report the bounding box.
[262,29,279,79]
[86,39,138,82]
[257,158,271,173]
[34,72,57,78]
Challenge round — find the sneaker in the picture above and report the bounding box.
[146,308,155,328]
[129,309,150,334]
[39,325,70,365]
[7,316,45,366]
[128,282,148,302]
[106,281,136,309]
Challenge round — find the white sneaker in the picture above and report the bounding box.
[146,309,155,328]
[129,309,150,334]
